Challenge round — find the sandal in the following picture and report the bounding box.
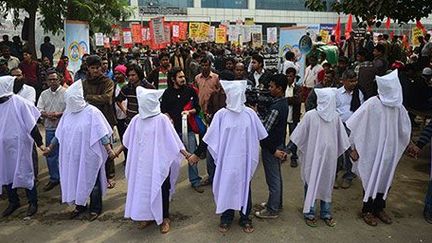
[88,212,99,222]
[160,218,170,234]
[305,218,318,227]
[138,221,153,229]
[107,179,116,189]
[200,178,211,187]
[70,209,82,219]
[218,223,230,233]
[323,218,336,227]
[242,223,255,233]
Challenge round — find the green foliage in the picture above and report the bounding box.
[304,0,432,24]
[0,0,133,34]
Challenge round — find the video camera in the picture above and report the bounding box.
[245,86,273,115]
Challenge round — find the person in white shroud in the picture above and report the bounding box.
[347,69,411,226]
[199,80,268,233]
[290,87,350,228]
[114,87,190,234]
[0,76,46,218]
[44,80,115,222]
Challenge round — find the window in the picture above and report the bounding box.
[201,0,247,9]
[138,0,193,8]
[256,0,335,11]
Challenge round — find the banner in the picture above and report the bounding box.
[122,28,133,48]
[215,28,227,44]
[229,25,241,42]
[306,24,320,42]
[65,20,89,74]
[150,17,166,45]
[103,36,110,48]
[189,23,200,39]
[95,33,104,46]
[279,26,308,84]
[111,24,121,46]
[209,26,216,42]
[252,33,263,48]
[319,24,336,42]
[267,27,277,44]
[242,26,252,43]
[164,23,171,44]
[179,22,188,40]
[131,24,142,44]
[199,23,210,39]
[172,24,180,38]
[412,27,424,46]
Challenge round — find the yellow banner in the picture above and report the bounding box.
[412,27,423,46]
[319,29,329,43]
[199,23,210,38]
[189,23,200,39]
[215,28,227,44]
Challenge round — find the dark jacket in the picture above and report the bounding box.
[260,97,289,154]
[287,85,302,124]
[82,75,117,126]
[247,70,273,89]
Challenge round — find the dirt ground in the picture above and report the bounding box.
[0,128,431,243]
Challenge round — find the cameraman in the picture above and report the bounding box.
[255,74,289,219]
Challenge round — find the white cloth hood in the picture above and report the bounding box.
[136,86,164,119]
[376,69,403,107]
[220,80,247,113]
[0,76,15,98]
[64,80,87,113]
[315,88,338,122]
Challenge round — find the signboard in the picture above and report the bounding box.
[267,27,277,44]
[65,20,89,74]
[95,32,103,46]
[412,27,424,46]
[131,23,142,43]
[151,17,166,45]
[279,26,308,84]
[139,7,187,15]
[189,23,200,39]
[122,28,133,48]
[215,27,227,44]
[252,32,263,48]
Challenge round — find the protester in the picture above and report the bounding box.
[303,55,323,102]
[248,54,272,89]
[148,52,172,89]
[117,87,189,233]
[44,81,114,221]
[202,80,268,233]
[347,70,411,226]
[37,70,66,191]
[0,46,20,70]
[0,76,45,218]
[40,36,55,65]
[291,88,350,227]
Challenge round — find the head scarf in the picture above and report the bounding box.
[0,75,14,98]
[376,69,403,107]
[64,80,87,113]
[114,64,127,77]
[136,86,164,119]
[220,80,247,113]
[315,88,338,122]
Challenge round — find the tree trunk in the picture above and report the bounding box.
[27,8,37,59]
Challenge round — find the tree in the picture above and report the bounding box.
[305,0,432,25]
[0,0,133,58]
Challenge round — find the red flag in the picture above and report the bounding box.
[345,14,353,39]
[334,16,341,43]
[416,19,426,34]
[385,17,391,30]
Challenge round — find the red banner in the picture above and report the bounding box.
[111,25,121,46]
[122,28,133,48]
[131,24,142,44]
[179,22,188,41]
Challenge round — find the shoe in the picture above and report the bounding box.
[290,158,298,168]
[341,179,352,189]
[200,178,212,186]
[192,186,204,193]
[254,209,279,219]
[70,209,83,219]
[2,203,20,217]
[375,210,392,224]
[362,212,378,226]
[43,181,59,192]
[160,218,170,234]
[26,204,38,217]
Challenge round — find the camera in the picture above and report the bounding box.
[245,86,273,115]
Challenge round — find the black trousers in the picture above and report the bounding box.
[162,174,171,219]
[116,119,128,161]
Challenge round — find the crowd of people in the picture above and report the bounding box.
[0,30,431,234]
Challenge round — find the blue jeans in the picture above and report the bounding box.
[76,172,102,214]
[220,187,252,226]
[262,148,283,213]
[178,132,201,187]
[45,129,60,183]
[5,183,38,206]
[425,180,432,216]
[303,184,332,219]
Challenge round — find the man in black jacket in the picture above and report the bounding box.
[247,54,272,89]
[255,74,289,219]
